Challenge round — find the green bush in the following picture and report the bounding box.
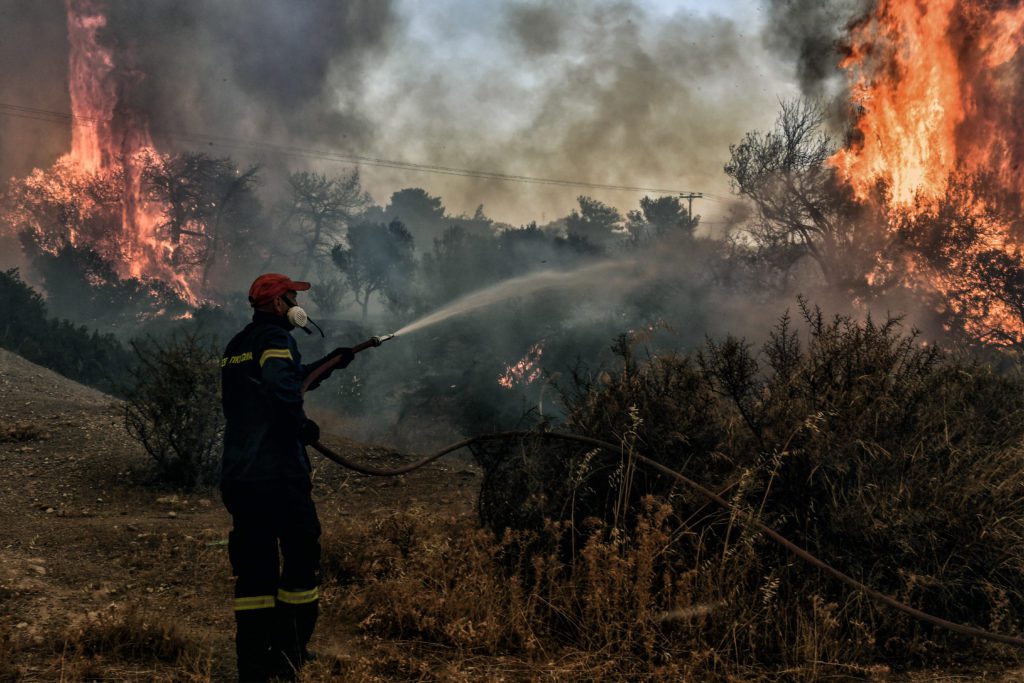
[0,267,133,394]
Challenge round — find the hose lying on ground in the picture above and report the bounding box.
[311,431,1024,649]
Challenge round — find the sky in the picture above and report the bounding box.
[0,0,829,229]
[346,0,801,226]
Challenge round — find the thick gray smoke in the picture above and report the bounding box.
[360,0,800,221]
[0,0,803,225]
[102,0,397,153]
[761,0,872,101]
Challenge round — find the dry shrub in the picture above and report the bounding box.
[573,304,1024,665]
[0,420,45,443]
[124,332,223,488]
[458,303,1024,673]
[49,605,213,681]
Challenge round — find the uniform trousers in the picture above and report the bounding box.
[221,476,321,682]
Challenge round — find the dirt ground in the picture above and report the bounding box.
[0,349,481,681]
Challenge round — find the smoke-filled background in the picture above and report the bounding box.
[8,0,1024,448]
[0,0,833,225]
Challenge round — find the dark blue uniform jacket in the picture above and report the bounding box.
[220,311,336,483]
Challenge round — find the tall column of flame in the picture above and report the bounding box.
[831,0,1024,342]
[61,0,192,299]
[65,0,116,173]
[832,0,1024,206]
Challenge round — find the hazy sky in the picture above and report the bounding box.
[0,0,814,229]
[349,0,800,226]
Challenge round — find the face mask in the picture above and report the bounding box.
[285,301,324,337]
[286,304,308,329]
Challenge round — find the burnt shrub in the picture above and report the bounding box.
[124,333,223,488]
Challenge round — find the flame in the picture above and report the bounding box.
[3,0,196,305]
[65,0,115,173]
[832,0,1024,208]
[498,343,545,389]
[831,0,1024,343]
[64,0,194,298]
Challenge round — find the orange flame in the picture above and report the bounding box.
[832,0,1024,207]
[831,0,1024,343]
[5,0,196,304]
[498,343,545,389]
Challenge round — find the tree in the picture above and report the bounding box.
[382,188,448,247]
[447,203,495,239]
[18,241,188,324]
[332,220,415,321]
[4,157,125,258]
[724,99,887,294]
[308,261,350,318]
[625,195,699,244]
[0,268,134,395]
[892,174,1024,346]
[565,196,622,248]
[144,153,262,285]
[282,170,369,279]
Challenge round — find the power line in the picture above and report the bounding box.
[0,101,725,200]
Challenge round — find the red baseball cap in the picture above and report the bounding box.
[248,273,311,307]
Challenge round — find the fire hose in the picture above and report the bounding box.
[301,333,394,394]
[306,337,1024,648]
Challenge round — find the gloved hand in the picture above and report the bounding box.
[328,347,355,369]
[298,418,321,446]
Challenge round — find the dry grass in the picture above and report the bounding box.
[0,606,216,682]
[311,502,899,681]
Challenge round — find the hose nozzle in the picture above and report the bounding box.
[352,333,397,354]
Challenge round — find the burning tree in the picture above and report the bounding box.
[0,0,205,306]
[144,153,262,287]
[725,0,1024,349]
[824,0,1024,345]
[5,158,127,256]
[725,100,890,296]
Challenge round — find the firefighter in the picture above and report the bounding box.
[220,273,354,682]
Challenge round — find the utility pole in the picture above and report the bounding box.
[679,192,703,220]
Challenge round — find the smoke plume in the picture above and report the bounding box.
[0,0,802,225]
[762,0,872,97]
